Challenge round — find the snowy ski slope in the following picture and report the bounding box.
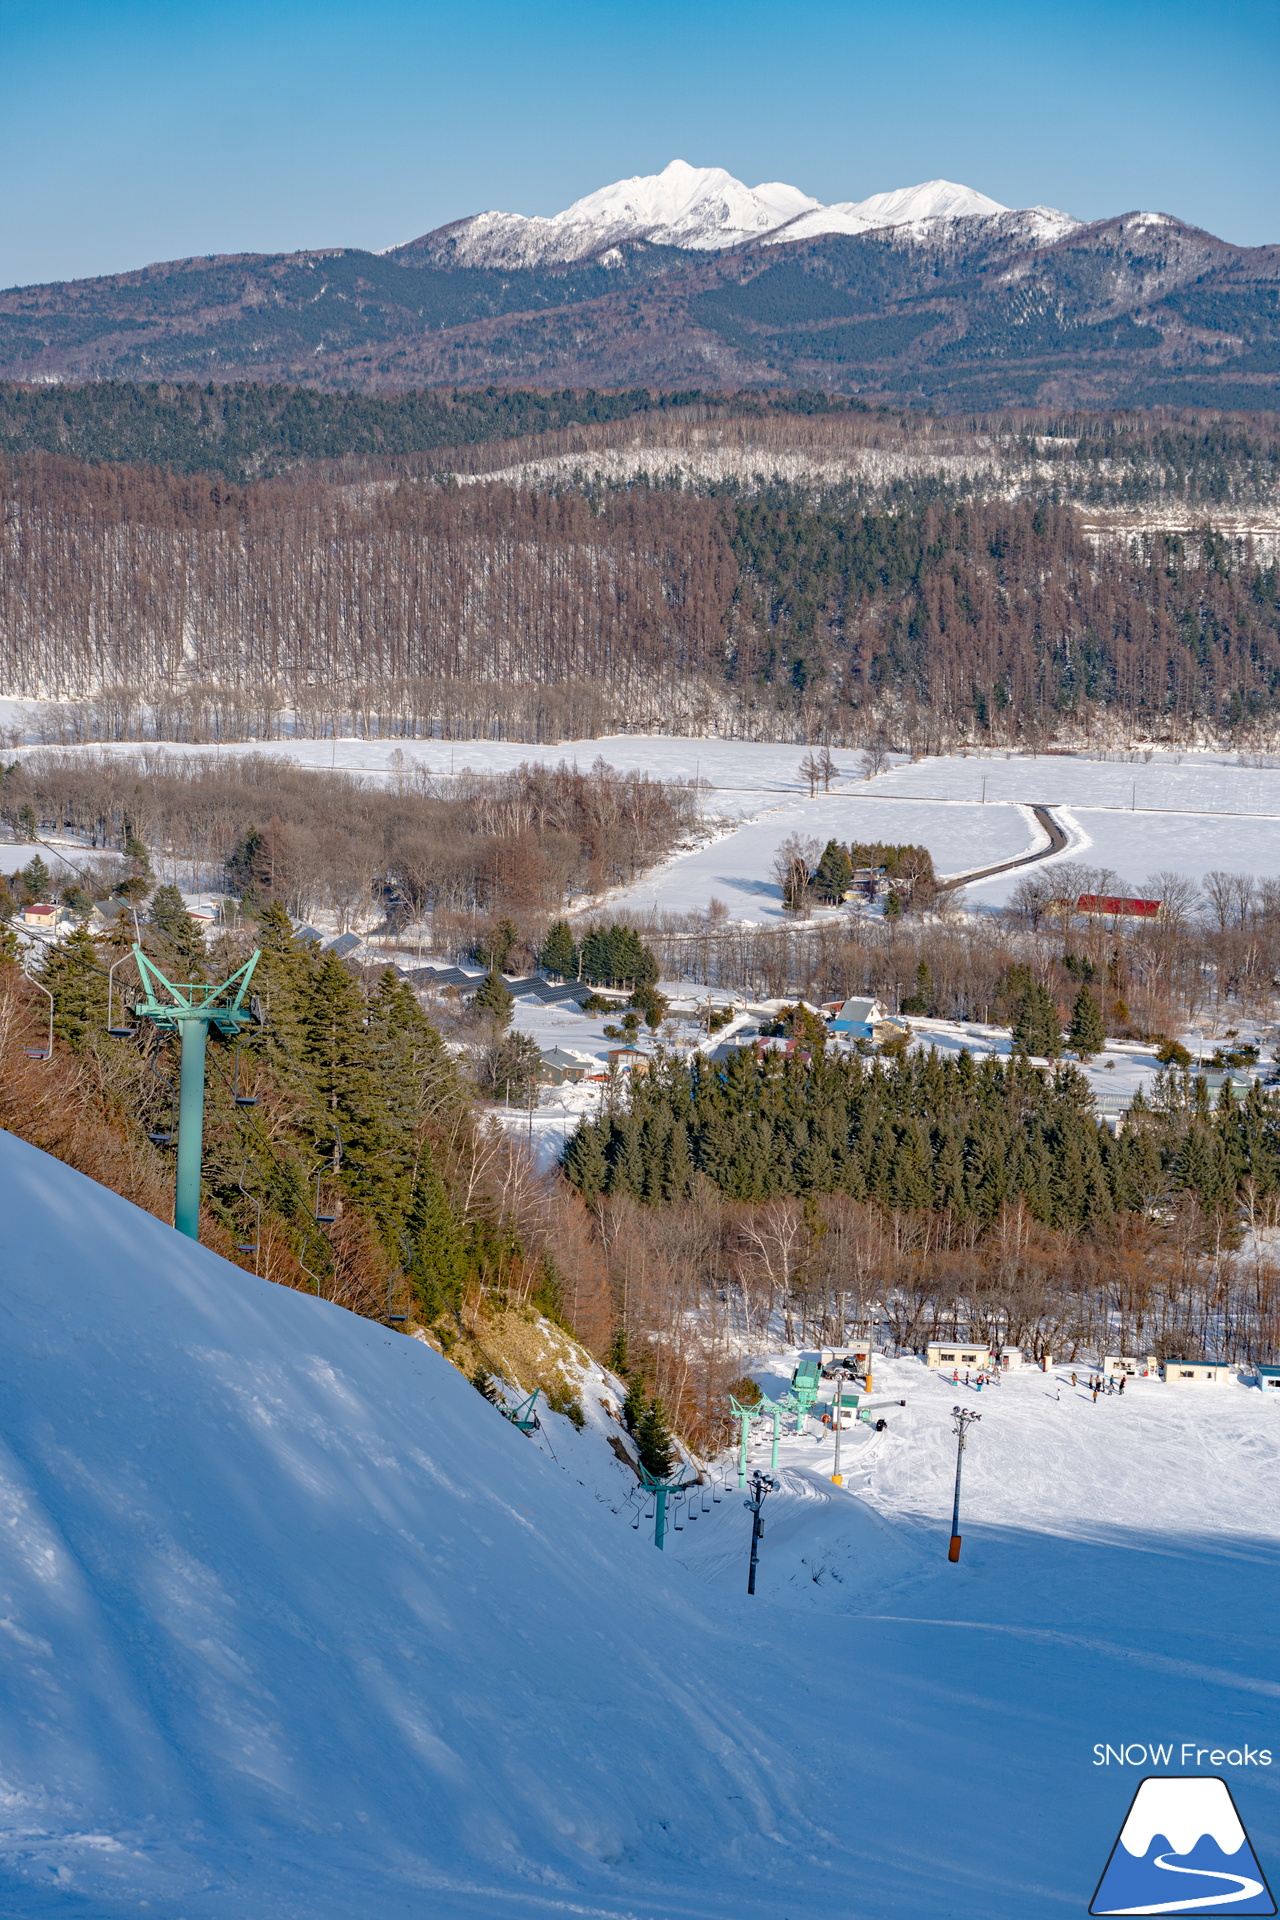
[4,1127,1280,1916]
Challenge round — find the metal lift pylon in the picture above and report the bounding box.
[129,945,261,1240]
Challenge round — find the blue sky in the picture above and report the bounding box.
[2,0,1277,287]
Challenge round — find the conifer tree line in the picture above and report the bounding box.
[0,903,611,1346]
[564,1043,1280,1382]
[2,442,1279,742]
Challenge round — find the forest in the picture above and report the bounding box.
[0,751,697,939]
[2,414,1280,744]
[0,380,780,481]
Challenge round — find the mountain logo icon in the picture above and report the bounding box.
[1091,1776,1275,1915]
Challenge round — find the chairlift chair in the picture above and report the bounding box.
[231,1042,258,1108]
[314,1171,337,1225]
[21,971,54,1061]
[234,1160,262,1275]
[106,955,138,1039]
[146,1050,177,1146]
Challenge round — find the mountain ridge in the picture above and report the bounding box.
[1,165,1277,409]
[388,157,1044,269]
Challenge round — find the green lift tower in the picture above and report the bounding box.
[130,946,261,1240]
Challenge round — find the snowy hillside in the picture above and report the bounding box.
[402,157,1077,267]
[0,1127,817,1918]
[5,1126,1280,1915]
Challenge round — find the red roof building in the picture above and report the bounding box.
[1075,894,1163,920]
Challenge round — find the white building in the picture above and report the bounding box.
[925,1342,991,1371]
[1162,1360,1232,1385]
[1104,1355,1160,1379]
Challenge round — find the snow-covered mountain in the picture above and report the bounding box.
[398,157,1079,268]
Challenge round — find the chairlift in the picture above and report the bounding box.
[503,1390,541,1434]
[21,971,54,1063]
[105,954,138,1039]
[147,1049,177,1148]
[387,1312,408,1324]
[231,1042,258,1108]
[314,1168,337,1225]
[235,1162,262,1276]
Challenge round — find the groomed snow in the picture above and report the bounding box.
[4,1129,1280,1914]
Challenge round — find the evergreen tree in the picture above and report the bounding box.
[1012,983,1061,1057]
[562,1119,608,1202]
[115,834,153,903]
[148,883,206,976]
[479,1029,540,1103]
[406,1160,468,1321]
[813,839,853,902]
[1067,984,1106,1060]
[300,949,389,1201]
[622,1374,647,1434]
[18,854,51,901]
[472,968,514,1024]
[477,916,519,971]
[39,926,107,1050]
[635,1397,674,1479]
[607,1324,629,1377]
[540,919,578,979]
[901,957,934,1016]
[579,923,658,988]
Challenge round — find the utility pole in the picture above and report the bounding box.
[743,1469,775,1594]
[949,1404,981,1561]
[129,946,261,1241]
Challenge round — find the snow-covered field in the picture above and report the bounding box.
[10,725,1280,921]
[6,1128,1280,1917]
[605,795,1043,921]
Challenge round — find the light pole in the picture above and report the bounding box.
[831,1367,848,1486]
[949,1404,981,1561]
[743,1469,775,1594]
